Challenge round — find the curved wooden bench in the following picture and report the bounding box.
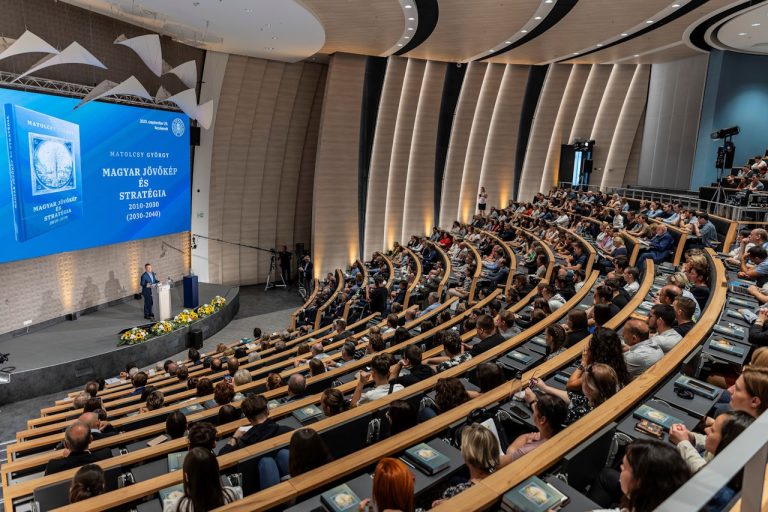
[434,251,726,510]
[313,269,345,330]
[427,241,452,298]
[464,242,484,305]
[401,247,422,308]
[481,230,517,297]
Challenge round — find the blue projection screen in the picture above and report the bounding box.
[0,87,191,264]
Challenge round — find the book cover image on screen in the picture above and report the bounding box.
[4,104,83,242]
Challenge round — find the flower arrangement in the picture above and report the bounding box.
[211,295,227,310]
[173,309,199,327]
[197,303,215,317]
[119,327,149,346]
[151,321,174,336]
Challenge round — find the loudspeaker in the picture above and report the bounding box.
[66,312,79,321]
[190,126,201,146]
[188,328,203,349]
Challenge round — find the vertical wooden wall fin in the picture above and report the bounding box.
[402,61,447,240]
[383,58,427,250]
[570,64,611,144]
[364,57,407,258]
[312,53,367,277]
[438,62,486,227]
[457,63,504,223]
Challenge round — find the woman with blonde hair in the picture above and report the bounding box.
[431,423,501,506]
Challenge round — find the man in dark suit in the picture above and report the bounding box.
[218,395,293,455]
[140,262,158,320]
[45,421,112,475]
[637,224,675,266]
[278,246,293,284]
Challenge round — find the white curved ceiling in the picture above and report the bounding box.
[60,0,326,62]
[716,3,768,54]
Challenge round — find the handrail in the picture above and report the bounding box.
[291,278,319,330]
[464,242,484,305]
[379,252,396,290]
[435,249,726,511]
[402,247,422,308]
[314,269,344,330]
[427,240,452,298]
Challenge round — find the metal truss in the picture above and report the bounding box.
[0,71,182,112]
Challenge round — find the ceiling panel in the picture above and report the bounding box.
[299,0,405,56]
[568,0,735,64]
[404,0,540,62]
[486,0,673,64]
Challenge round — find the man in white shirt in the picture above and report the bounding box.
[623,267,640,295]
[648,304,682,353]
[622,319,663,379]
[351,353,403,406]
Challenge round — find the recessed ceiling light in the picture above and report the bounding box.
[521,29,528,33]
[573,52,579,55]
[672,3,680,7]
[634,54,640,57]
[404,36,410,39]
[753,23,761,26]
[646,20,654,24]
[408,27,415,31]
[621,33,628,36]
[404,4,412,8]
[596,43,603,47]
[535,16,542,20]
[244,8,253,13]
[545,0,553,3]
[272,36,278,40]
[738,32,748,35]
[505,41,512,44]
[408,17,415,20]
[398,43,404,46]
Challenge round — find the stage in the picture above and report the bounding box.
[0,283,239,405]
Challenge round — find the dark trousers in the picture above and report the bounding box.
[281,266,291,283]
[143,291,153,318]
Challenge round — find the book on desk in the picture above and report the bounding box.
[501,475,569,512]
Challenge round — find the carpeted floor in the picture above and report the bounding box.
[0,284,301,478]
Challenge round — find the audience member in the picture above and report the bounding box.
[69,464,105,504]
[45,421,112,475]
[163,447,242,511]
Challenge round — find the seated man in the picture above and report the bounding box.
[389,344,435,387]
[351,353,404,406]
[417,292,441,318]
[637,224,674,266]
[622,319,662,380]
[233,397,295,449]
[45,421,112,475]
[740,246,768,287]
[424,330,472,372]
[280,374,307,403]
[467,314,506,356]
[648,304,682,353]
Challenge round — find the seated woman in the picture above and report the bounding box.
[545,324,567,360]
[589,439,691,511]
[563,309,590,348]
[467,362,506,399]
[669,411,754,511]
[419,378,470,421]
[320,387,348,417]
[566,328,631,392]
[69,464,105,504]
[528,363,620,425]
[386,399,418,436]
[359,458,414,512]
[499,393,568,467]
[431,423,500,507]
[514,298,551,329]
[163,447,242,511]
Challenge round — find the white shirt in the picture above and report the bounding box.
[624,281,640,294]
[650,328,683,353]
[624,339,664,379]
[358,383,404,405]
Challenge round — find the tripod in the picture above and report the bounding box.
[264,252,287,291]
[711,134,735,212]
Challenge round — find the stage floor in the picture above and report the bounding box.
[0,283,235,373]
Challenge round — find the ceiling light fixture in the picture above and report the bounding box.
[404,4,412,8]
[752,23,761,26]
[408,17,415,20]
[646,20,654,24]
[634,54,640,57]
[596,43,603,47]
[573,52,579,55]
[521,29,528,33]
[738,32,748,35]
[535,16,542,20]
[398,43,404,46]
[505,41,512,44]
[408,27,414,30]
[672,3,680,7]
[621,33,628,36]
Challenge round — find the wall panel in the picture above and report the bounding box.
[539,64,591,192]
[363,57,406,257]
[439,62,486,226]
[518,64,571,200]
[589,64,636,186]
[207,56,325,285]
[312,53,366,277]
[641,54,707,190]
[457,63,505,223]
[402,61,447,240]
[479,65,529,209]
[383,59,426,249]
[601,65,650,189]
